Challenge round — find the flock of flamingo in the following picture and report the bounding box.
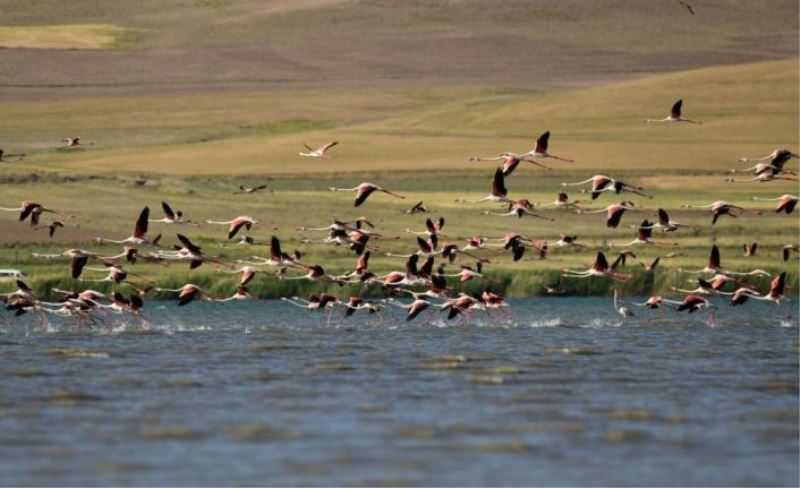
[0,99,797,329]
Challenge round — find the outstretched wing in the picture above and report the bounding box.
[671,99,683,118]
[534,130,550,154]
[161,201,176,220]
[134,207,149,239]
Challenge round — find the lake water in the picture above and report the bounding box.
[0,298,797,486]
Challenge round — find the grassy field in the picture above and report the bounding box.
[0,24,141,49]
[0,58,797,299]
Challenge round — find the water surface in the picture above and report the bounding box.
[0,298,797,486]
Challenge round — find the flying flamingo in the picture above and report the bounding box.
[725,172,797,183]
[0,201,62,227]
[520,131,575,162]
[405,217,445,236]
[553,234,586,249]
[95,207,162,246]
[233,184,269,194]
[752,194,798,214]
[62,137,94,148]
[611,219,678,247]
[641,208,689,232]
[222,266,259,286]
[578,201,641,228]
[728,272,787,306]
[439,263,484,282]
[640,257,661,272]
[538,192,582,209]
[645,99,702,124]
[561,252,634,282]
[405,201,428,214]
[149,201,190,224]
[681,200,762,224]
[679,245,722,275]
[206,215,258,240]
[783,244,799,261]
[156,234,224,269]
[472,168,511,203]
[738,148,798,167]
[560,175,647,200]
[329,183,406,207]
[386,236,442,259]
[155,284,211,306]
[242,236,299,267]
[470,152,551,176]
[299,141,338,158]
[383,297,433,322]
[742,242,757,257]
[213,286,254,302]
[0,148,26,162]
[483,199,555,221]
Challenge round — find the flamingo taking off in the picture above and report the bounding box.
[299,141,338,158]
[645,99,702,124]
[330,183,406,207]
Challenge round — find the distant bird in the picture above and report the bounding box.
[645,99,702,124]
[738,148,798,167]
[34,220,64,238]
[0,149,25,162]
[484,199,554,221]
[470,152,551,176]
[645,208,689,232]
[538,192,582,209]
[729,272,787,306]
[742,242,757,257]
[472,168,511,203]
[681,200,761,224]
[520,131,575,162]
[405,217,445,236]
[62,137,93,148]
[675,0,695,15]
[782,244,799,262]
[233,184,269,194]
[206,216,258,239]
[752,195,798,214]
[612,219,677,247]
[405,201,428,214]
[155,284,210,306]
[299,141,338,158]
[329,183,406,207]
[679,245,721,275]
[676,295,715,313]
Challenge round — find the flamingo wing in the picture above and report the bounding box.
[134,207,149,239]
[535,130,550,154]
[671,99,683,118]
[161,201,176,220]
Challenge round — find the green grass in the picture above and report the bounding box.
[0,60,797,299]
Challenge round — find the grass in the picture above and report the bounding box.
[0,59,797,299]
[0,24,143,50]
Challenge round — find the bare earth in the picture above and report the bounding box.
[0,0,796,100]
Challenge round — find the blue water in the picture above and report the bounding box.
[0,298,797,486]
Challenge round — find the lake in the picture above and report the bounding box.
[0,297,797,486]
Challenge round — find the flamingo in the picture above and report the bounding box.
[742,242,757,257]
[729,273,787,306]
[0,201,62,227]
[470,152,551,176]
[645,99,702,124]
[561,252,634,282]
[439,263,484,282]
[644,208,689,232]
[243,236,299,267]
[149,201,189,224]
[62,137,93,148]
[472,168,511,203]
[222,266,259,286]
[483,199,555,221]
[280,263,330,282]
[155,284,211,306]
[520,131,575,162]
[95,207,161,245]
[386,236,442,259]
[33,220,64,238]
[578,201,640,228]
[561,175,614,200]
[679,245,722,275]
[681,201,761,224]
[406,201,428,215]
[233,184,268,194]
[640,257,661,272]
[783,244,799,261]
[383,297,433,322]
[752,194,798,214]
[725,172,797,183]
[329,183,406,207]
[405,217,445,236]
[553,234,586,249]
[299,141,338,158]
[206,215,258,240]
[675,0,695,15]
[156,234,224,269]
[738,148,798,167]
[538,193,582,209]
[212,286,254,302]
[611,219,678,247]
[613,289,633,319]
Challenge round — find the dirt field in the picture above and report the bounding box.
[0,0,796,100]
